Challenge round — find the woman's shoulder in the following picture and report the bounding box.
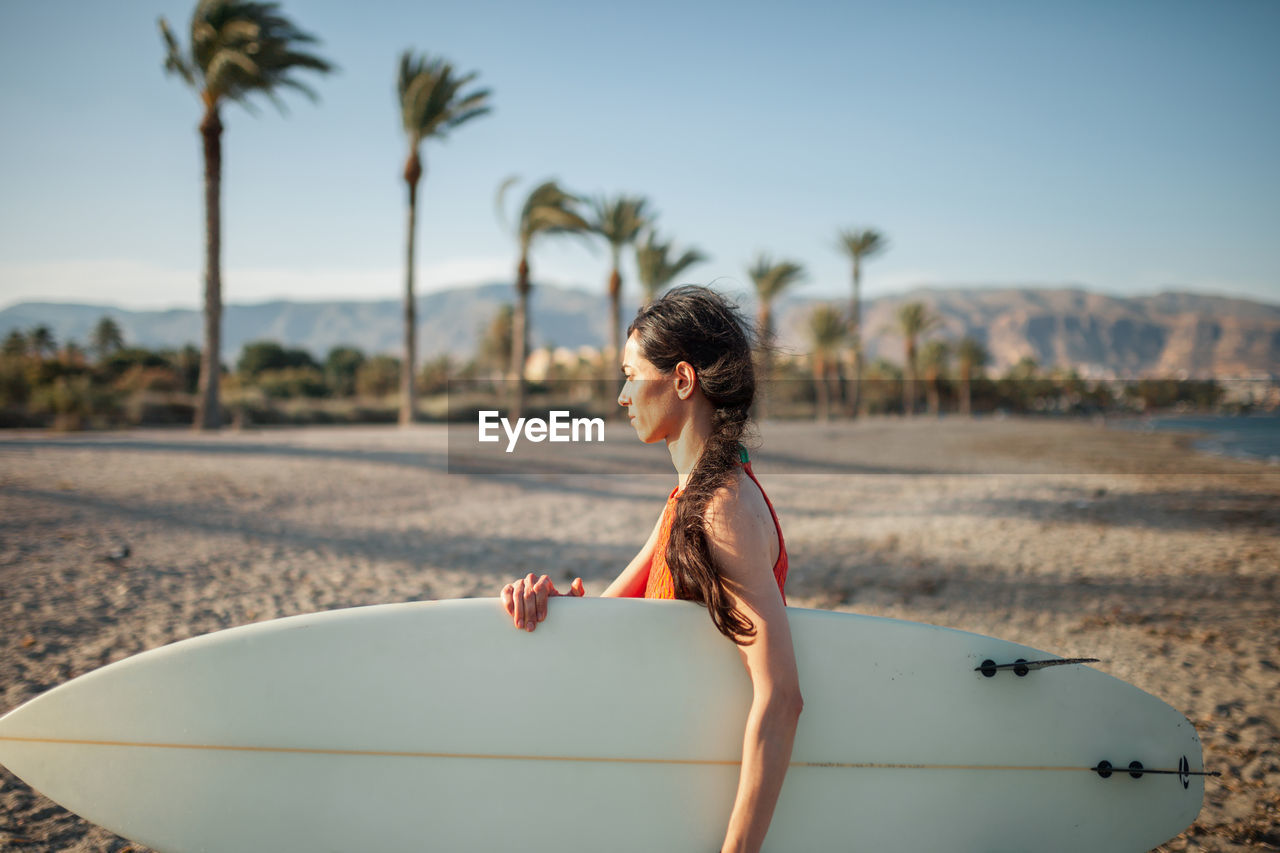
[705,470,775,544]
[703,472,782,594]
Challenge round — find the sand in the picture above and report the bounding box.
[1,418,1277,852]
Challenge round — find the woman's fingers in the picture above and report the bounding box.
[502,575,584,630]
[533,575,553,622]
[510,577,531,629]
[522,573,538,632]
[511,579,525,629]
[510,581,524,629]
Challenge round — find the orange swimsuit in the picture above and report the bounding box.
[637,454,787,603]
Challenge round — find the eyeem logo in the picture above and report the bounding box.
[478,410,606,453]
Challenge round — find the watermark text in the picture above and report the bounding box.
[477,410,606,453]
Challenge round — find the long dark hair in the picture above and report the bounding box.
[627,285,759,644]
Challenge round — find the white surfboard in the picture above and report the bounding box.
[0,599,1206,852]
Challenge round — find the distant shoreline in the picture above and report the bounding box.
[1111,412,1280,466]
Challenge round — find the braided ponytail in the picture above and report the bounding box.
[627,286,760,644]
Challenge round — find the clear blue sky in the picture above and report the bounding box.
[1,0,1277,309]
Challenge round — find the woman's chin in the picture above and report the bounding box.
[632,424,660,444]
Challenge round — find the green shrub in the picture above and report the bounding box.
[113,364,184,394]
[355,355,400,398]
[254,367,331,399]
[238,341,319,379]
[29,375,119,430]
[0,355,31,407]
[324,346,366,397]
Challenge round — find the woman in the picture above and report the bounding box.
[500,285,802,853]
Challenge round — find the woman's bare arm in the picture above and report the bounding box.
[705,488,803,853]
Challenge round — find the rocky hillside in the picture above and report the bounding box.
[3,284,1278,378]
[777,287,1280,378]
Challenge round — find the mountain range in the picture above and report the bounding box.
[2,283,1278,378]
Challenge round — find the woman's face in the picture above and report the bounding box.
[618,332,683,444]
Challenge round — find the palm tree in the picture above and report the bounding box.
[919,339,951,417]
[159,1,333,430]
[893,301,938,416]
[588,195,650,371]
[807,304,847,422]
[58,342,88,368]
[91,316,125,363]
[479,304,514,376]
[956,337,989,417]
[29,326,57,360]
[495,178,590,418]
[634,231,706,305]
[1005,355,1044,412]
[747,253,807,420]
[396,51,491,426]
[864,357,903,415]
[2,331,26,358]
[836,228,887,417]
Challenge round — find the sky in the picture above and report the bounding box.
[0,0,1277,311]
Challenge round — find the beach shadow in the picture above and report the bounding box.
[0,432,674,505]
[0,435,452,472]
[930,486,1280,533]
[786,542,1278,620]
[0,483,639,580]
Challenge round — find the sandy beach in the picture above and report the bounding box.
[1,418,1277,852]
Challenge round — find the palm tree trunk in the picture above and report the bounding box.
[756,303,773,421]
[400,151,422,427]
[510,257,530,419]
[195,105,223,431]
[606,263,622,416]
[959,358,973,417]
[927,369,941,416]
[903,339,917,417]
[848,258,863,419]
[814,356,829,422]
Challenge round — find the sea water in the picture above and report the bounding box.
[1134,413,1280,464]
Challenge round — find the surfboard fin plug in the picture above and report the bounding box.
[976,657,1100,677]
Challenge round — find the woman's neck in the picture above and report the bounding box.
[666,408,713,490]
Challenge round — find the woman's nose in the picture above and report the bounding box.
[617,383,630,407]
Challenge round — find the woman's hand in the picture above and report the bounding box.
[500,573,584,631]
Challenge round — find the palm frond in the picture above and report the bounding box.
[275,75,320,104]
[635,231,707,301]
[635,233,670,298]
[920,339,951,370]
[837,227,888,261]
[895,301,940,337]
[519,180,587,245]
[165,0,334,111]
[448,105,492,127]
[808,304,848,354]
[668,247,706,279]
[204,49,261,96]
[495,174,521,234]
[589,194,651,251]
[398,50,492,144]
[747,253,807,302]
[956,337,990,368]
[158,17,198,89]
[528,205,590,237]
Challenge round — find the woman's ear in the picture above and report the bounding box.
[673,361,698,400]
